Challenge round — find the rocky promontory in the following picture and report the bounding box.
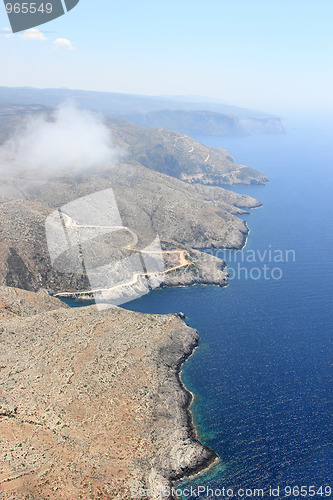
[0,286,216,499]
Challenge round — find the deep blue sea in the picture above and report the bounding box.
[125,116,333,499]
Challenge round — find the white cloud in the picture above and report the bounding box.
[19,28,47,40]
[1,103,119,173]
[3,27,13,38]
[53,38,75,50]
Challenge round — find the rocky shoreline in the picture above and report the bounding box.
[157,323,218,496]
[52,248,230,305]
[135,317,219,500]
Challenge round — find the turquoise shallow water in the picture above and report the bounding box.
[123,116,333,499]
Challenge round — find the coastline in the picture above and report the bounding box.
[0,286,218,499]
[51,240,244,303]
[0,215,254,499]
[144,317,219,500]
[172,337,218,481]
[155,222,253,495]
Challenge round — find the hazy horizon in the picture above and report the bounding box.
[1,1,333,117]
[2,85,333,127]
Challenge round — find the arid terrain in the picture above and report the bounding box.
[0,286,215,499]
[0,103,265,499]
[0,105,263,297]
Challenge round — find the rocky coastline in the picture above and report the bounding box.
[0,195,253,498]
[143,319,218,499]
[172,344,219,481]
[0,286,217,499]
[0,105,265,498]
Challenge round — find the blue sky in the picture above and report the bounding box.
[1,0,333,115]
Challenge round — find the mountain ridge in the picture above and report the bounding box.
[0,86,285,137]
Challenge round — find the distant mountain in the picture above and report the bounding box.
[0,87,285,137]
[124,110,285,137]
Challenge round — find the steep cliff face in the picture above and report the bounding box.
[0,286,215,500]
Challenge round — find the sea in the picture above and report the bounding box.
[64,115,332,499]
[122,114,333,499]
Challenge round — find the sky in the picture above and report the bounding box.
[1,0,333,116]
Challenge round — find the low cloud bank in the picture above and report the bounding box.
[1,103,119,173]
